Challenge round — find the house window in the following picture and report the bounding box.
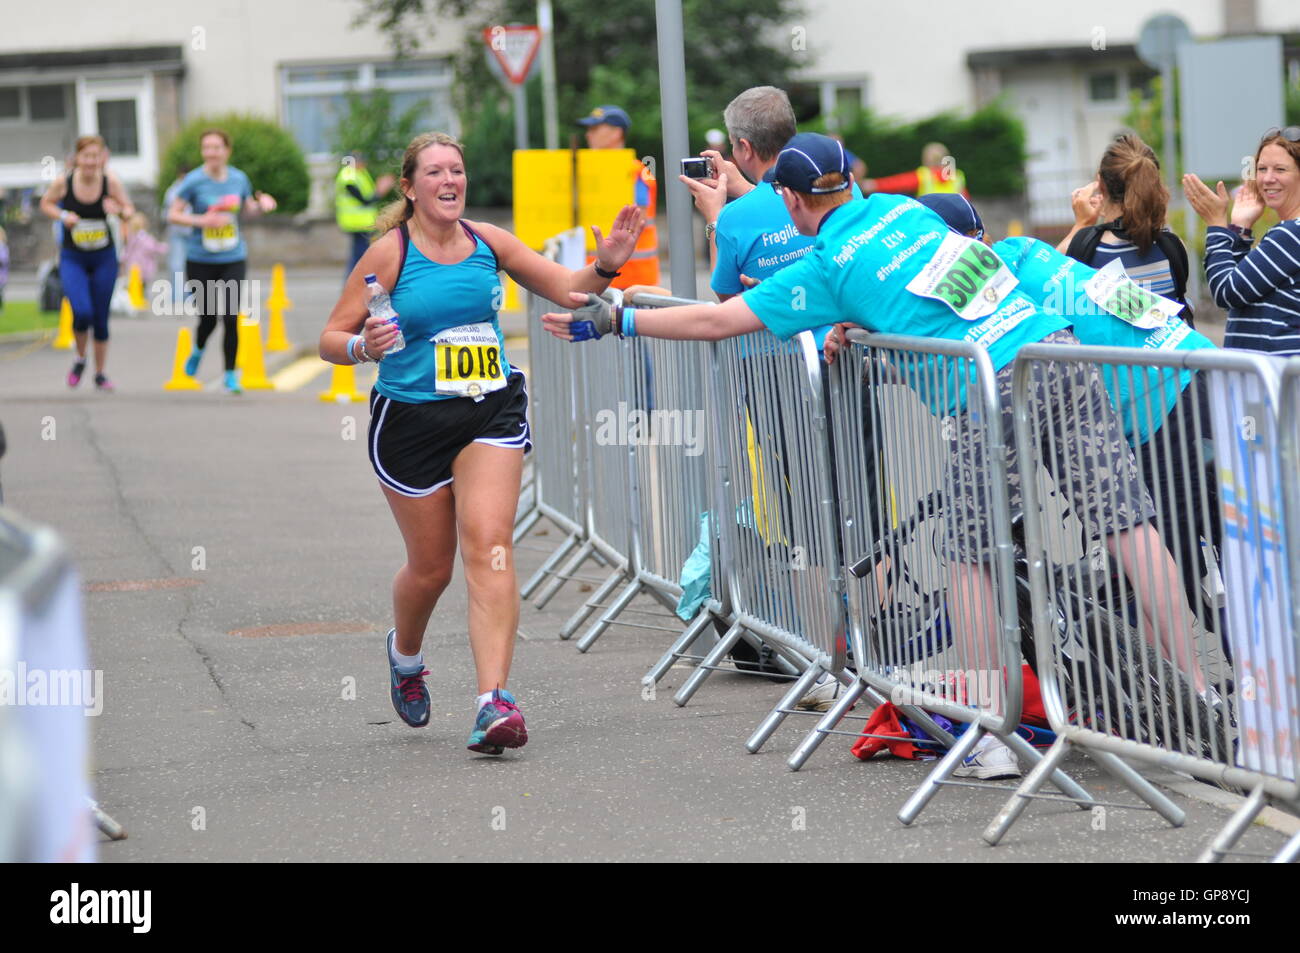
[281,59,454,158]
[0,87,19,120]
[1088,72,1119,102]
[29,84,68,121]
[96,99,140,155]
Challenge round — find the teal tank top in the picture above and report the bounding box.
[375,221,510,403]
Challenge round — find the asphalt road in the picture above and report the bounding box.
[0,267,1292,862]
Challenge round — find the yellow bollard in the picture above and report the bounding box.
[264,263,293,351]
[318,363,367,403]
[236,315,274,390]
[127,265,146,310]
[53,298,75,349]
[163,327,203,390]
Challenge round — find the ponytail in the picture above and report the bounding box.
[1097,134,1168,254]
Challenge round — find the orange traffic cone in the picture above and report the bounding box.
[236,315,274,390]
[163,327,203,390]
[318,363,366,403]
[265,263,292,351]
[52,298,75,349]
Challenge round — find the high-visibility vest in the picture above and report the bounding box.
[590,159,659,289]
[336,165,379,233]
[915,164,966,196]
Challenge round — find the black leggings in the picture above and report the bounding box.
[187,259,247,371]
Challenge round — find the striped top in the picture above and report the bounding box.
[1089,238,1179,299]
[1205,221,1300,355]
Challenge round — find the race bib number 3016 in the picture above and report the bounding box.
[906,232,1017,321]
[432,323,507,400]
[1084,259,1183,330]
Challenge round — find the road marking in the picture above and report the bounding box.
[271,355,331,391]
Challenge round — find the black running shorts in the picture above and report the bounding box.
[368,372,532,497]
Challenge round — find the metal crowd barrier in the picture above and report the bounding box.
[570,293,721,658]
[667,328,840,726]
[788,331,1090,827]
[988,344,1300,858]
[0,508,98,861]
[517,231,591,605]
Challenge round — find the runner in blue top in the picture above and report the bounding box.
[167,128,277,393]
[320,132,645,756]
[544,132,1196,778]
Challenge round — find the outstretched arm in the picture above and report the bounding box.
[542,290,764,342]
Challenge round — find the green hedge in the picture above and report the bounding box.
[811,102,1027,198]
[157,114,310,213]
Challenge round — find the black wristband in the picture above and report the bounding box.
[594,263,622,280]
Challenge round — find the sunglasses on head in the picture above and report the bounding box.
[1263,126,1300,143]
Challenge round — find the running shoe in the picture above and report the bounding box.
[796,673,842,712]
[386,628,430,727]
[467,688,528,754]
[224,369,242,394]
[94,373,114,392]
[952,734,1021,780]
[67,359,86,388]
[184,347,203,377]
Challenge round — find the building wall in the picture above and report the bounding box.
[796,0,1238,119]
[0,0,462,120]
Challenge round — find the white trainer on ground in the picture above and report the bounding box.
[953,734,1022,780]
[797,673,841,711]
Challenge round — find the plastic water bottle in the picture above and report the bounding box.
[364,274,405,354]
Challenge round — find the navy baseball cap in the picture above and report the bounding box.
[917,193,984,239]
[576,105,630,130]
[762,133,851,193]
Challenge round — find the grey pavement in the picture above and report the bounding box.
[0,267,1292,862]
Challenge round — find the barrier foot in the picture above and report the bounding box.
[982,735,1071,844]
[673,622,744,707]
[1271,825,1300,864]
[1199,784,1267,863]
[643,611,715,686]
[520,530,580,600]
[1001,730,1093,806]
[1090,748,1185,828]
[787,678,870,771]
[89,798,127,841]
[512,507,541,545]
[575,576,642,652]
[534,539,595,609]
[899,724,985,827]
[746,663,823,754]
[560,567,624,640]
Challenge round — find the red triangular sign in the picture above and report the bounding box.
[483,25,542,86]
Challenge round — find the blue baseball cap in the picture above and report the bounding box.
[576,105,631,131]
[917,193,984,239]
[762,133,851,193]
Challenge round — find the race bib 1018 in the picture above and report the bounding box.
[432,322,507,400]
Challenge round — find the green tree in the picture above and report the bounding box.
[331,87,426,169]
[158,114,310,213]
[355,0,807,204]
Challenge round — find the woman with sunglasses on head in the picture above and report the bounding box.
[1184,126,1300,355]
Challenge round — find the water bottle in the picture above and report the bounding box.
[364,274,405,354]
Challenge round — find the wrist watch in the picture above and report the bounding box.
[704,221,717,241]
[1227,224,1253,242]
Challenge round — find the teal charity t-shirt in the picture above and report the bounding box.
[995,236,1215,444]
[178,166,254,264]
[742,195,1068,414]
[711,180,861,350]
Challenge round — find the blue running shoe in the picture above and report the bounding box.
[224,369,242,394]
[467,688,527,754]
[184,347,203,377]
[386,628,430,727]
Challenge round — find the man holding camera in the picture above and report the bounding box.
[577,105,660,289]
[679,86,860,301]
